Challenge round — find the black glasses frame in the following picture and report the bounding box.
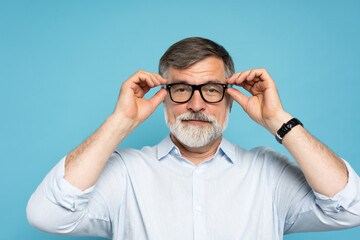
[166,83,228,103]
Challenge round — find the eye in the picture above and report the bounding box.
[171,84,192,94]
[207,87,219,93]
[175,87,186,93]
[203,84,222,94]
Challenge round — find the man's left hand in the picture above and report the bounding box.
[226,68,292,135]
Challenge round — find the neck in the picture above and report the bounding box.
[170,134,222,166]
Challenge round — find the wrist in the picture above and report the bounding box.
[275,118,303,144]
[265,111,293,136]
[107,113,137,138]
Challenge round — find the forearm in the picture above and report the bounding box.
[270,113,348,197]
[226,68,349,198]
[27,158,112,237]
[65,113,135,191]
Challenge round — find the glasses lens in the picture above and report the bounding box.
[201,84,224,102]
[170,84,193,102]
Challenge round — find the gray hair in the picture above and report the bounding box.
[159,37,235,79]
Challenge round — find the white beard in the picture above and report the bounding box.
[164,106,230,148]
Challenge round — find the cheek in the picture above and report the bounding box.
[216,113,225,125]
[212,105,228,124]
[164,104,177,124]
[164,103,188,124]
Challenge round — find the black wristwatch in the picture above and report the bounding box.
[275,118,303,144]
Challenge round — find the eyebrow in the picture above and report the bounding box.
[170,79,223,84]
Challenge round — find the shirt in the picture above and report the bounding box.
[27,136,360,240]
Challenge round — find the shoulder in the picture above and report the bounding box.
[250,146,292,166]
[113,136,172,165]
[112,144,160,172]
[114,145,158,162]
[95,147,156,181]
[96,145,159,193]
[230,143,297,175]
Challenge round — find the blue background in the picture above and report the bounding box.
[1,0,359,239]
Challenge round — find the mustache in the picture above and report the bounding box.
[177,112,216,123]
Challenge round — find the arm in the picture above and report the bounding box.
[270,151,360,234]
[65,70,167,190]
[226,68,347,197]
[27,70,167,235]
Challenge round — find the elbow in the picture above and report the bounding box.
[26,193,57,233]
[26,194,46,232]
[26,193,62,234]
[26,191,86,235]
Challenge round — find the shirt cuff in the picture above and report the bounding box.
[312,159,360,212]
[42,156,95,212]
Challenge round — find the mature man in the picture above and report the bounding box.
[27,37,360,239]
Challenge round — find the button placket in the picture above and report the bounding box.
[193,166,206,239]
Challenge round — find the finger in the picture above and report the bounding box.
[247,68,272,82]
[227,72,242,84]
[235,70,251,85]
[132,82,151,98]
[129,71,152,86]
[145,72,168,87]
[137,72,161,88]
[236,69,272,89]
[226,88,248,111]
[150,74,166,87]
[243,77,261,87]
[246,71,256,81]
[149,76,161,86]
[242,82,253,94]
[142,72,159,87]
[153,73,168,84]
[148,88,168,109]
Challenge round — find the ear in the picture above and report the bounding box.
[163,93,170,103]
[227,94,233,113]
[161,86,169,103]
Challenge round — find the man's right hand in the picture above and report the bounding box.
[113,70,168,128]
[64,70,167,191]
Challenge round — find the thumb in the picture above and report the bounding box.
[226,88,248,111]
[149,88,168,109]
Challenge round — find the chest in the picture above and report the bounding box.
[114,161,279,240]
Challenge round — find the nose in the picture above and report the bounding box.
[186,89,206,113]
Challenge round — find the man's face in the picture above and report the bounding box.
[164,56,232,147]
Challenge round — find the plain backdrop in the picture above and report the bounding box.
[1,0,359,239]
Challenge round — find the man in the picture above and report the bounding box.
[27,37,360,239]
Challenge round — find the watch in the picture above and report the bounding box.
[275,118,303,144]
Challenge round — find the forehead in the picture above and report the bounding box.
[167,57,226,84]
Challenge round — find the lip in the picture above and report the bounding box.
[183,120,209,125]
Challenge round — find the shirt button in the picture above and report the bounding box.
[174,149,178,155]
[195,205,201,212]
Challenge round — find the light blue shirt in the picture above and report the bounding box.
[27,136,360,239]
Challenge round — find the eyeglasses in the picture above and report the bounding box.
[166,83,228,103]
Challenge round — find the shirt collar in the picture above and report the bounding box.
[156,135,236,164]
[156,135,177,160]
[218,137,236,164]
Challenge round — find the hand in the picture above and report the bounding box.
[113,70,168,127]
[226,68,292,135]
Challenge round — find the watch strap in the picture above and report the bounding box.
[275,118,303,144]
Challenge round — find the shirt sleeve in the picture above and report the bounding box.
[276,158,360,234]
[26,152,126,238]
